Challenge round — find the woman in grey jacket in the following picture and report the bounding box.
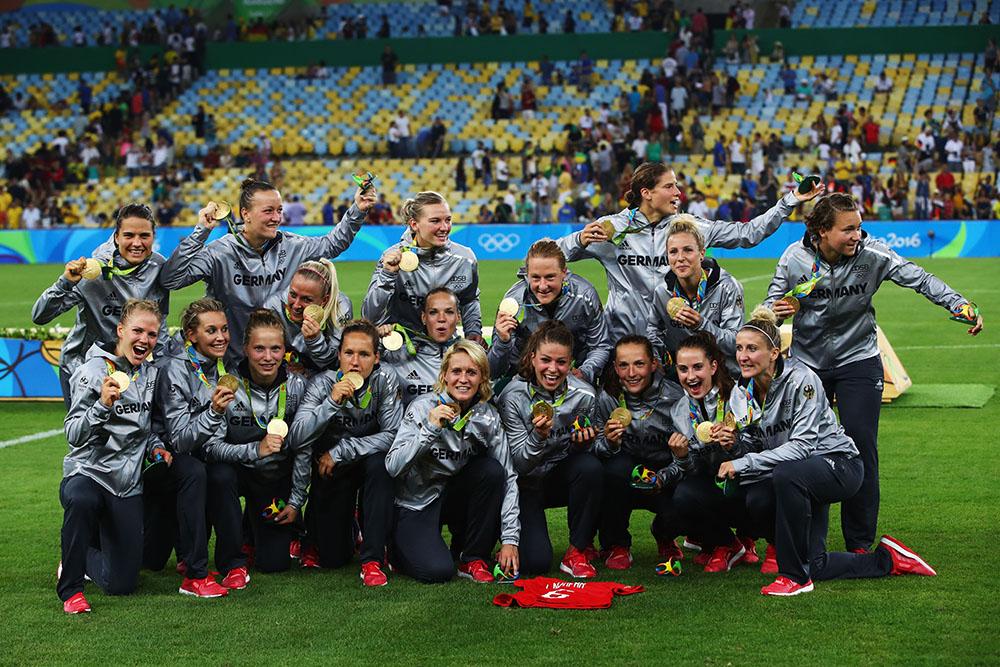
[720,309,938,596]
[386,340,520,583]
[32,203,169,405]
[765,192,983,552]
[58,299,171,614]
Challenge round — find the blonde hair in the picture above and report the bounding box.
[665,214,706,252]
[181,297,226,335]
[400,191,448,224]
[740,306,780,349]
[293,259,344,327]
[433,339,493,403]
[119,298,162,326]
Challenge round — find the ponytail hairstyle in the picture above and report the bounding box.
[739,306,781,350]
[516,320,575,381]
[804,192,859,242]
[399,191,448,225]
[119,298,162,327]
[113,202,156,233]
[623,162,670,208]
[664,213,706,252]
[434,339,493,403]
[239,177,277,218]
[181,297,227,337]
[243,307,284,347]
[293,258,344,327]
[602,335,655,398]
[676,331,735,401]
[525,238,567,270]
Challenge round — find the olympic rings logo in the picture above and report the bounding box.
[478,233,520,253]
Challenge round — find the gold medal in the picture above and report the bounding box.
[778,295,801,314]
[695,420,714,443]
[217,374,240,392]
[399,250,419,272]
[498,297,520,317]
[382,330,404,351]
[600,219,616,240]
[109,370,131,392]
[531,401,554,420]
[343,371,364,389]
[266,418,288,438]
[211,200,232,220]
[610,407,632,428]
[82,258,102,280]
[724,412,737,429]
[303,304,325,323]
[667,297,687,319]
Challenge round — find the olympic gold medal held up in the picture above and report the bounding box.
[667,297,687,319]
[109,371,131,392]
[217,374,240,392]
[399,250,419,272]
[82,258,102,280]
[266,418,288,438]
[610,407,632,428]
[695,421,714,443]
[343,371,364,389]
[498,297,520,317]
[303,304,325,323]
[211,200,232,220]
[724,412,737,430]
[778,295,801,314]
[531,401,554,420]
[600,219,616,240]
[382,330,404,351]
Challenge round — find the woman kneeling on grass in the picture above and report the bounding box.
[719,308,937,597]
[59,299,169,614]
[386,340,520,583]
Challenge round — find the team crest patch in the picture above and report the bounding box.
[803,385,815,400]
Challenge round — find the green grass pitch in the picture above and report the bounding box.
[0,258,997,664]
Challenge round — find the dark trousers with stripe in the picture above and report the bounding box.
[392,456,506,583]
[773,454,891,584]
[815,356,883,550]
[58,475,143,601]
[518,453,603,575]
[142,454,210,579]
[598,451,680,551]
[306,452,393,568]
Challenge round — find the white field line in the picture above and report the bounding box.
[892,343,1000,351]
[0,428,62,450]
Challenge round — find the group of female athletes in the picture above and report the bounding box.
[36,162,984,614]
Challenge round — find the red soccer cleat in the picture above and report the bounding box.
[457,559,494,583]
[63,592,91,614]
[703,539,746,573]
[738,536,760,565]
[681,537,702,552]
[360,561,388,587]
[760,543,778,574]
[603,546,633,570]
[289,539,302,559]
[221,566,250,590]
[582,543,600,563]
[560,546,597,579]
[300,545,320,569]
[879,535,937,576]
[180,576,229,598]
[657,538,684,562]
[761,576,814,596]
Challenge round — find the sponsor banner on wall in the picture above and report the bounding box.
[0,221,996,265]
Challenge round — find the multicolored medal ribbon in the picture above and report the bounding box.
[672,270,708,311]
[603,208,653,245]
[728,378,764,429]
[949,301,980,325]
[185,342,226,388]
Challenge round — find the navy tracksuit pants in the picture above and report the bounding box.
[142,454,210,579]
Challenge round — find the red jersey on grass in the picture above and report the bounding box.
[492,577,644,609]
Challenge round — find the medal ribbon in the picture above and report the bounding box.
[437,393,475,431]
[784,252,824,299]
[393,324,419,356]
[184,342,226,388]
[336,370,373,409]
[609,208,654,245]
[105,359,139,385]
[730,378,765,429]
[100,258,141,280]
[243,378,287,429]
[528,382,569,411]
[283,303,328,331]
[617,392,655,421]
[672,270,708,311]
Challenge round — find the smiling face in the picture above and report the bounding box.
[526,255,567,306]
[675,346,717,399]
[818,209,863,259]
[116,311,160,366]
[421,291,459,343]
[613,342,657,396]
[241,189,283,244]
[338,331,378,379]
[735,330,780,380]
[114,217,155,265]
[444,351,482,405]
[531,341,573,392]
[245,326,284,384]
[666,231,705,281]
[286,274,328,323]
[186,310,229,360]
[645,170,683,217]
[410,202,452,249]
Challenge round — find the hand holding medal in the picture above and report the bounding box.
[351,171,378,212]
[530,401,554,438]
[211,374,239,415]
[429,401,459,428]
[791,171,825,201]
[331,370,363,405]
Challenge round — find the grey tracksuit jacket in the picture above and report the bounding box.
[497,375,597,480]
[645,258,745,377]
[557,191,798,340]
[262,291,353,373]
[63,343,164,498]
[765,232,971,370]
[200,363,311,508]
[730,359,859,482]
[361,231,482,338]
[487,269,611,384]
[382,333,459,407]
[667,386,755,480]
[159,205,365,360]
[33,249,170,380]
[385,393,520,545]
[288,366,403,465]
[157,338,231,455]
